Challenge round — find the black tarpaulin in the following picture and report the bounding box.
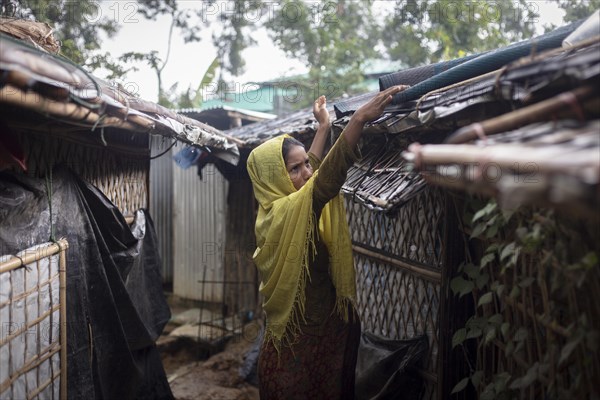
[0,167,173,400]
[355,332,428,400]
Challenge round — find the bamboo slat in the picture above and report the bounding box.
[445,86,595,144]
[0,85,149,131]
[59,244,67,400]
[352,244,441,283]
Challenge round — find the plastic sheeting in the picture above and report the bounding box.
[239,329,429,398]
[355,332,429,400]
[0,167,173,400]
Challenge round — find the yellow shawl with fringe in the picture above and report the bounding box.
[247,134,356,349]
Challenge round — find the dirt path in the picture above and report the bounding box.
[160,335,260,400]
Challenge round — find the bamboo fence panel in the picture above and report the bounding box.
[0,239,68,400]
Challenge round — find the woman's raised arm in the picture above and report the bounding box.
[308,95,330,160]
[342,85,409,149]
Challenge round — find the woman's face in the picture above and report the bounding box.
[285,145,313,190]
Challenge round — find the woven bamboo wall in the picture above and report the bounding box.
[346,187,445,400]
[17,129,149,217]
[0,240,68,400]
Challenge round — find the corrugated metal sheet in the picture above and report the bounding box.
[149,136,174,284]
[173,161,228,301]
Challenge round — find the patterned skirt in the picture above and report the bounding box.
[257,314,361,400]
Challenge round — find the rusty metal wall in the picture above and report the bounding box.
[172,162,228,302]
[149,137,175,284]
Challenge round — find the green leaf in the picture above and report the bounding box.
[509,286,520,299]
[485,217,500,239]
[466,327,483,340]
[451,377,469,394]
[501,322,510,339]
[472,202,497,223]
[476,273,489,289]
[508,246,521,266]
[452,328,467,348]
[470,222,487,239]
[466,316,487,329]
[480,382,496,400]
[484,327,497,345]
[509,362,539,389]
[514,327,528,342]
[493,371,509,392]
[471,370,484,388]
[559,336,582,365]
[515,227,528,241]
[518,277,535,288]
[488,313,502,325]
[480,253,495,269]
[500,242,516,261]
[464,263,479,279]
[450,276,475,298]
[478,292,493,308]
[582,252,598,268]
[450,276,467,296]
[485,243,500,254]
[193,56,220,107]
[496,284,505,296]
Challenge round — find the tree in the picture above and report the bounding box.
[381,0,539,66]
[210,0,262,77]
[0,0,122,73]
[265,0,381,107]
[553,0,599,23]
[114,1,259,107]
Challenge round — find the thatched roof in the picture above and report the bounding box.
[222,20,599,214]
[0,31,240,165]
[398,37,599,217]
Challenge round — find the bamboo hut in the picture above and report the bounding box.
[0,24,239,399]
[333,16,599,400]
[220,16,599,400]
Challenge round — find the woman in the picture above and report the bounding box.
[247,85,408,399]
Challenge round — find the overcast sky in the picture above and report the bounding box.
[98,1,566,102]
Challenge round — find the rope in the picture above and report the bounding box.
[150,139,178,160]
[45,166,56,243]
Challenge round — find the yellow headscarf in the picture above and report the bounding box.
[247,134,356,348]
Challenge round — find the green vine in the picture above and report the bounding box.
[450,197,599,399]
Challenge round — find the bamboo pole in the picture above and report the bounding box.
[0,240,68,274]
[59,242,68,400]
[0,85,150,131]
[445,85,596,144]
[352,244,442,283]
[405,140,599,175]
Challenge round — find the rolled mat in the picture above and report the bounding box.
[378,52,483,90]
[388,20,583,105]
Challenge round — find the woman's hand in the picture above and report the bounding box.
[309,95,330,159]
[342,85,410,149]
[312,95,330,125]
[352,85,410,124]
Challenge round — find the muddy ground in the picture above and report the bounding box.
[157,299,260,400]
